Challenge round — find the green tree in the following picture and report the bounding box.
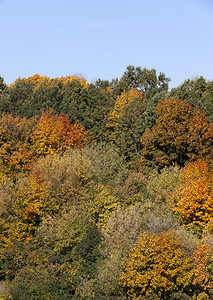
[83,83,114,140]
[106,66,169,165]
[0,76,6,94]
[8,206,102,299]
[6,78,36,117]
[169,77,213,122]
[112,65,170,97]
[113,98,145,165]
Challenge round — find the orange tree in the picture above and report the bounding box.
[174,160,213,230]
[0,113,37,178]
[119,231,194,299]
[141,98,213,169]
[32,109,89,156]
[10,74,88,90]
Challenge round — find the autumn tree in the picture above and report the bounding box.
[141,98,213,169]
[0,113,37,178]
[120,231,194,299]
[89,184,119,227]
[0,147,96,277]
[106,67,170,165]
[32,109,89,156]
[0,171,48,266]
[106,89,146,165]
[0,174,48,280]
[32,149,94,211]
[193,244,213,298]
[107,88,144,128]
[174,160,213,230]
[112,106,147,165]
[0,150,94,281]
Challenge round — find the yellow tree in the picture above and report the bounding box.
[10,74,89,89]
[89,184,119,227]
[107,88,144,128]
[120,231,194,299]
[59,75,89,88]
[174,160,213,229]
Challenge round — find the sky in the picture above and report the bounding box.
[0,0,213,89]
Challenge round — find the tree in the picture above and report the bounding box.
[120,231,194,299]
[112,99,146,165]
[174,160,213,230]
[89,184,119,227]
[97,205,143,298]
[8,206,101,299]
[112,65,170,97]
[169,76,213,122]
[106,88,145,164]
[106,67,170,165]
[107,88,144,128]
[5,78,36,117]
[193,244,213,298]
[0,76,6,93]
[83,83,114,140]
[32,109,89,156]
[0,113,37,178]
[141,98,213,169]
[30,75,89,118]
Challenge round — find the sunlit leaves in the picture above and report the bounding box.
[174,160,213,229]
[32,109,89,155]
[10,74,88,90]
[107,88,143,129]
[0,113,37,177]
[89,184,119,227]
[120,231,194,299]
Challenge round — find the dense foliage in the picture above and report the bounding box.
[0,67,212,299]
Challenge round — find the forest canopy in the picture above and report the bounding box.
[0,66,212,299]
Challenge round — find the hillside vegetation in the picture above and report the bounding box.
[0,66,213,299]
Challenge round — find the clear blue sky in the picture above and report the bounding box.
[0,0,213,89]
